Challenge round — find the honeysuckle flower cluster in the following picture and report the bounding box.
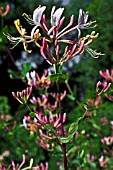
[12,87,32,104]
[6,5,103,65]
[99,69,113,82]
[26,70,53,90]
[0,154,48,170]
[99,156,109,168]
[85,96,101,116]
[101,136,113,146]
[30,90,66,111]
[24,111,66,151]
[87,154,95,162]
[0,5,10,17]
[96,81,111,95]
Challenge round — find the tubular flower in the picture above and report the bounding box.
[35,111,66,151]
[78,9,96,29]
[99,69,113,82]
[0,154,48,170]
[101,136,113,146]
[26,70,53,89]
[12,87,32,104]
[5,19,32,53]
[96,81,111,95]
[48,6,64,36]
[0,5,10,17]
[30,91,66,111]
[23,6,46,39]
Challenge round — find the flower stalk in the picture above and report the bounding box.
[55,64,67,170]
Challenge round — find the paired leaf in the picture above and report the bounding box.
[49,73,67,83]
[57,116,84,143]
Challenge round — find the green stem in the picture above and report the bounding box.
[1,17,4,28]
[65,80,73,95]
[54,64,68,170]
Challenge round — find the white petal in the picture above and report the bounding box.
[26,72,30,81]
[31,25,39,39]
[33,6,46,24]
[51,7,64,26]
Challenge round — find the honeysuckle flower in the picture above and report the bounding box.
[87,154,95,162]
[99,69,113,82]
[6,5,102,66]
[48,6,64,36]
[12,87,32,104]
[30,94,49,106]
[0,155,48,170]
[78,9,96,29]
[5,19,32,53]
[35,162,48,170]
[96,81,111,95]
[87,96,101,108]
[23,6,46,39]
[105,94,113,101]
[24,115,41,132]
[11,155,26,170]
[55,9,96,40]
[36,134,55,151]
[101,136,113,145]
[99,156,109,168]
[26,70,53,89]
[81,31,99,46]
[51,6,64,26]
[34,110,66,129]
[0,5,10,17]
[30,92,66,112]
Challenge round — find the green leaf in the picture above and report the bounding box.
[67,94,75,101]
[83,104,88,110]
[45,124,55,133]
[57,115,84,143]
[49,73,67,82]
[68,122,78,133]
[57,130,76,143]
[8,69,21,79]
[21,63,32,77]
[29,112,36,118]
[57,122,78,143]
[0,37,3,43]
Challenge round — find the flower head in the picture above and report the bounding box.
[26,70,53,89]
[78,9,96,29]
[99,69,113,82]
[96,81,111,95]
[12,87,32,104]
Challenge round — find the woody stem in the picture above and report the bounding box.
[55,65,67,170]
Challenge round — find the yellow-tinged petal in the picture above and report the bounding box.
[33,29,41,40]
[35,41,41,48]
[81,31,99,46]
[14,19,27,36]
[23,42,32,53]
